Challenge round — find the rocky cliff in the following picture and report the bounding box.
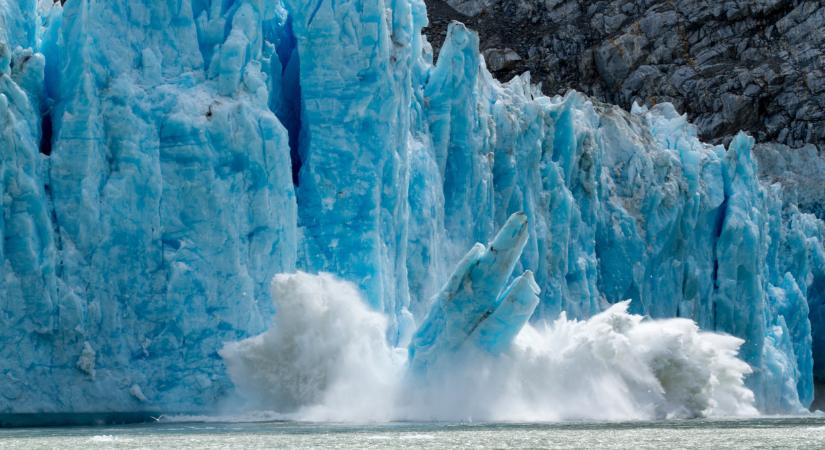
[424,0,825,212]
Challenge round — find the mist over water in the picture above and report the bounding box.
[218,272,758,422]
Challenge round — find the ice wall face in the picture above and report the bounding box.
[0,0,58,409]
[284,0,427,342]
[0,0,823,415]
[1,0,298,412]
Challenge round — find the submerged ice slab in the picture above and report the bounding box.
[0,0,823,416]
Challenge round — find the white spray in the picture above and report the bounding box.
[219,272,757,422]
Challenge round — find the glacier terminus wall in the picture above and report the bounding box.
[1,0,824,415]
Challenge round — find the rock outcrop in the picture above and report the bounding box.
[424,0,825,211]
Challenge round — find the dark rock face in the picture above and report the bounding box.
[423,0,825,152]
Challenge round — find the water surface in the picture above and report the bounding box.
[2,417,825,449]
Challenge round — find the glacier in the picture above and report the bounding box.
[1,0,824,417]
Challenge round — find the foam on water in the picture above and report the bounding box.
[219,272,758,422]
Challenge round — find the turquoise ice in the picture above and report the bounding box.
[0,0,823,415]
[408,212,540,372]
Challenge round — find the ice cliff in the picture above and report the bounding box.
[1,0,823,416]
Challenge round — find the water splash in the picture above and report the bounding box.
[219,272,403,421]
[219,271,757,422]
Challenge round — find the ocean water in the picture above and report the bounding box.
[2,417,825,449]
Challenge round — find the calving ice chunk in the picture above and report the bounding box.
[0,0,823,417]
[221,215,758,421]
[408,212,541,371]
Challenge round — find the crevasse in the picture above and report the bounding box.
[0,0,823,415]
